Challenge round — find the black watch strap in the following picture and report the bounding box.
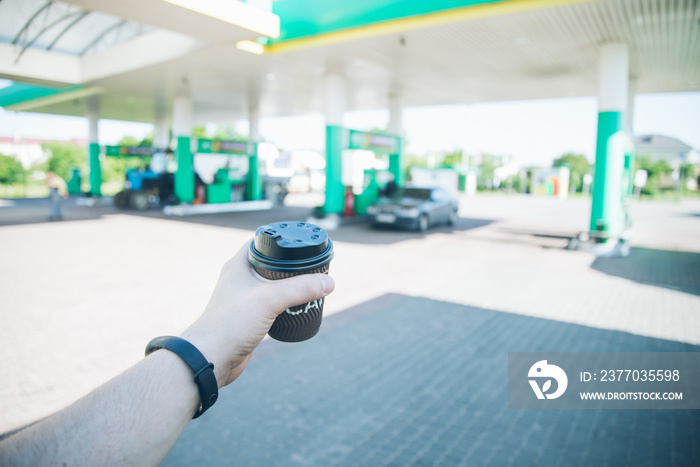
[145,336,218,419]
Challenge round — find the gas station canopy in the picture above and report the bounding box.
[0,0,699,123]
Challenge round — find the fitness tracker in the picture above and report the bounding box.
[145,336,218,419]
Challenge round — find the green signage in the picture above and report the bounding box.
[347,130,399,154]
[104,146,157,157]
[197,139,248,154]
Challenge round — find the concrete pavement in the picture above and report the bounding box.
[1,193,699,465]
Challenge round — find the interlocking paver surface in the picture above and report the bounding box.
[165,294,699,466]
[1,193,699,465]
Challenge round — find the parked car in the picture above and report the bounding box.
[366,186,459,232]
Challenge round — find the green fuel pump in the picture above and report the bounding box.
[323,127,402,215]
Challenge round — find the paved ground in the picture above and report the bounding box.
[167,295,699,467]
[1,193,699,465]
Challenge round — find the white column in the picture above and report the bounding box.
[154,99,169,149]
[589,42,630,238]
[460,105,472,175]
[627,78,637,135]
[87,95,99,144]
[323,73,347,215]
[598,43,629,114]
[388,93,403,136]
[626,77,637,199]
[172,87,194,203]
[249,93,260,142]
[172,92,193,137]
[247,91,263,200]
[86,95,101,195]
[324,73,347,126]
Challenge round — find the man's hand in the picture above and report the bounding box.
[0,239,335,466]
[182,241,335,387]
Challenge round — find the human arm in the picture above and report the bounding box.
[0,242,335,466]
[59,177,69,198]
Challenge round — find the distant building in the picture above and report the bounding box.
[527,166,570,199]
[0,136,88,169]
[0,137,46,169]
[634,134,699,169]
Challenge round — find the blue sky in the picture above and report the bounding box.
[1,91,698,167]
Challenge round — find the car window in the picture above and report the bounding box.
[395,188,431,200]
[431,189,448,201]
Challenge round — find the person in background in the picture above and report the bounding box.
[46,171,68,221]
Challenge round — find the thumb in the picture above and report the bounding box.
[262,273,335,318]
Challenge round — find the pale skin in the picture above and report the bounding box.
[46,171,68,199]
[0,242,335,466]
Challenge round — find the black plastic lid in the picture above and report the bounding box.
[249,221,333,272]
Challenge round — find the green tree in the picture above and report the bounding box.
[635,156,672,179]
[403,153,428,182]
[192,126,208,139]
[476,154,497,190]
[138,133,154,147]
[679,163,695,180]
[635,156,675,196]
[191,124,247,141]
[0,153,26,185]
[553,153,591,192]
[214,124,246,141]
[440,150,463,169]
[118,136,140,147]
[648,159,672,179]
[511,172,524,192]
[41,142,86,180]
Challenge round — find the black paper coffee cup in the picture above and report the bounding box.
[248,221,334,342]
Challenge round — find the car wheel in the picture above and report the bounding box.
[113,190,129,209]
[418,214,429,232]
[129,191,149,211]
[448,209,457,226]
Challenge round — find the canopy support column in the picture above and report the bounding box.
[173,89,194,203]
[589,43,629,241]
[388,93,404,186]
[154,97,169,150]
[246,95,263,201]
[323,73,347,214]
[87,95,101,196]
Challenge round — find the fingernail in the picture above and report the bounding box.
[321,275,334,296]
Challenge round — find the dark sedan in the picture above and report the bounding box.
[366,186,459,232]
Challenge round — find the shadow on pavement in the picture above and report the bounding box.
[165,294,699,467]
[592,247,700,296]
[0,198,493,244]
[327,217,494,245]
[0,198,108,227]
[127,204,315,232]
[468,227,578,249]
[128,207,494,245]
[499,228,576,241]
